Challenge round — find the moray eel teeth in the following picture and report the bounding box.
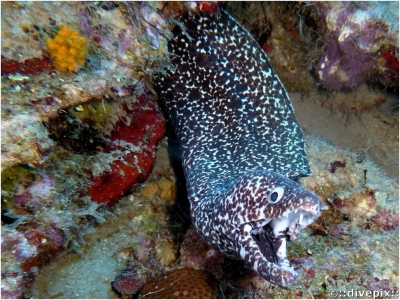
[206,170,322,287]
[154,10,324,287]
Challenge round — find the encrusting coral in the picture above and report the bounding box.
[46,25,87,72]
[138,268,218,299]
[1,2,176,297]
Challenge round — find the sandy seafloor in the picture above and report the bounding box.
[30,86,399,299]
[291,85,398,180]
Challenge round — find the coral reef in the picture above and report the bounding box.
[29,148,179,298]
[290,136,399,298]
[180,227,225,276]
[1,169,108,297]
[138,268,218,299]
[315,2,399,89]
[1,1,398,298]
[1,2,189,297]
[226,2,398,113]
[46,25,87,72]
[27,135,398,299]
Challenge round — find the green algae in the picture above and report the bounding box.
[1,165,37,212]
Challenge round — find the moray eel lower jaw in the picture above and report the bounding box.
[239,192,322,287]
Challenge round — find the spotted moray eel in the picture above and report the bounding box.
[154,10,324,287]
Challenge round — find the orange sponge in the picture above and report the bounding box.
[46,26,87,72]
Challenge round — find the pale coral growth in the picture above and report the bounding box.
[1,114,54,171]
[301,135,398,220]
[1,228,38,299]
[141,179,176,203]
[158,178,176,202]
[46,25,87,72]
[155,239,177,268]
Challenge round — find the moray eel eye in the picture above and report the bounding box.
[268,186,284,203]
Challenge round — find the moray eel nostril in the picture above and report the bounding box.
[154,10,324,287]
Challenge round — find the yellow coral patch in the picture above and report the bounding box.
[46,26,87,72]
[141,182,159,200]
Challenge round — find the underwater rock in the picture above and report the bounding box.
[180,227,225,276]
[1,220,66,298]
[300,135,398,224]
[1,170,107,298]
[29,181,177,298]
[226,1,399,93]
[1,229,37,298]
[1,114,54,171]
[316,2,399,89]
[373,209,399,231]
[1,55,53,76]
[332,189,377,220]
[155,239,177,268]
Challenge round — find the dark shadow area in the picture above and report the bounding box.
[164,122,192,247]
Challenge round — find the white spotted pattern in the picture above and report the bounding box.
[154,10,322,287]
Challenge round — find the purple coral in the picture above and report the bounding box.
[112,266,148,296]
[180,228,225,275]
[1,230,38,299]
[316,2,398,89]
[317,36,376,89]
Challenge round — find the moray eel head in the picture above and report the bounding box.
[194,170,324,288]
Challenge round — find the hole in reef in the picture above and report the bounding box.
[165,123,192,246]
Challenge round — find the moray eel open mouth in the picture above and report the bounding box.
[234,186,325,288]
[251,205,322,268]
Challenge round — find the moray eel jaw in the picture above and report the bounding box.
[194,171,323,288]
[242,192,322,287]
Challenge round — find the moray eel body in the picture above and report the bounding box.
[154,10,323,287]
